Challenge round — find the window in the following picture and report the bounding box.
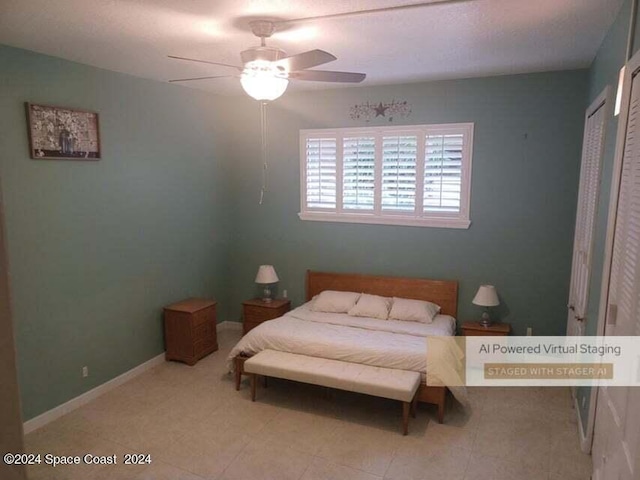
[299,123,474,228]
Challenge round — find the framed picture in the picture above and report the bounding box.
[25,103,101,160]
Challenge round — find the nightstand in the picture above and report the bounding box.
[242,298,291,334]
[164,298,218,365]
[461,321,511,336]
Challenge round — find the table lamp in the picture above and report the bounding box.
[472,285,500,327]
[255,265,279,303]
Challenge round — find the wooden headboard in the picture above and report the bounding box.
[305,270,458,317]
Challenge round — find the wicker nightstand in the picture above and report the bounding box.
[461,321,511,336]
[242,298,291,334]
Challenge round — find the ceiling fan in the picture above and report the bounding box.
[168,20,366,101]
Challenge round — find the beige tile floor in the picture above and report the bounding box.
[25,329,592,480]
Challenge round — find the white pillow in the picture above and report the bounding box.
[348,294,391,320]
[389,297,441,323]
[311,290,361,313]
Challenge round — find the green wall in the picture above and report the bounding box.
[225,70,589,336]
[0,42,592,423]
[0,45,234,420]
[577,0,635,432]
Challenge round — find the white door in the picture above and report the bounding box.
[592,57,640,480]
[567,89,608,338]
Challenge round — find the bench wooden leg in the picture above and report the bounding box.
[411,394,418,418]
[235,367,241,391]
[402,402,410,436]
[437,393,445,424]
[250,373,257,401]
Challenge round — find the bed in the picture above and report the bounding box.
[228,270,462,422]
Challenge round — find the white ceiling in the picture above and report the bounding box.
[0,0,625,96]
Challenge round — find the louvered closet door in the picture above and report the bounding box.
[567,98,606,337]
[592,69,640,480]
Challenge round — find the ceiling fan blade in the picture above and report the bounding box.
[168,55,242,71]
[169,75,233,83]
[275,49,336,72]
[289,70,366,83]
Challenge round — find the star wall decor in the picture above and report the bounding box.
[349,100,412,123]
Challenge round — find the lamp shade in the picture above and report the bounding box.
[472,285,500,307]
[255,265,279,284]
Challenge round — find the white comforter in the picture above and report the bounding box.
[227,302,456,375]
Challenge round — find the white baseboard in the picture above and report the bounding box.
[23,352,165,434]
[23,322,241,434]
[218,321,242,331]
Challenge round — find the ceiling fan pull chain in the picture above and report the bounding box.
[259,100,269,205]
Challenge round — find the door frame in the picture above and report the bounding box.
[585,49,640,456]
[0,175,27,480]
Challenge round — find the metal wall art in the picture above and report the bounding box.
[349,100,411,123]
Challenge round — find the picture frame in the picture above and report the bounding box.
[25,103,101,160]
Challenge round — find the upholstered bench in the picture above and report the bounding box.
[243,349,421,435]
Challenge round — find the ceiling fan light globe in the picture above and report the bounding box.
[240,61,289,101]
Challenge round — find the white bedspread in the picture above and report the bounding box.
[227,303,467,404]
[227,303,453,373]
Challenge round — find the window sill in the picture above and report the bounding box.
[298,211,471,229]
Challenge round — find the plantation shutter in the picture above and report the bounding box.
[305,137,337,209]
[300,123,473,228]
[424,133,464,213]
[343,136,375,211]
[608,71,640,338]
[381,135,417,212]
[568,101,607,319]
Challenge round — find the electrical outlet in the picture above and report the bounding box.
[283,289,288,298]
[526,327,533,336]
[82,366,89,378]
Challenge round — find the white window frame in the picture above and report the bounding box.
[299,123,474,229]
